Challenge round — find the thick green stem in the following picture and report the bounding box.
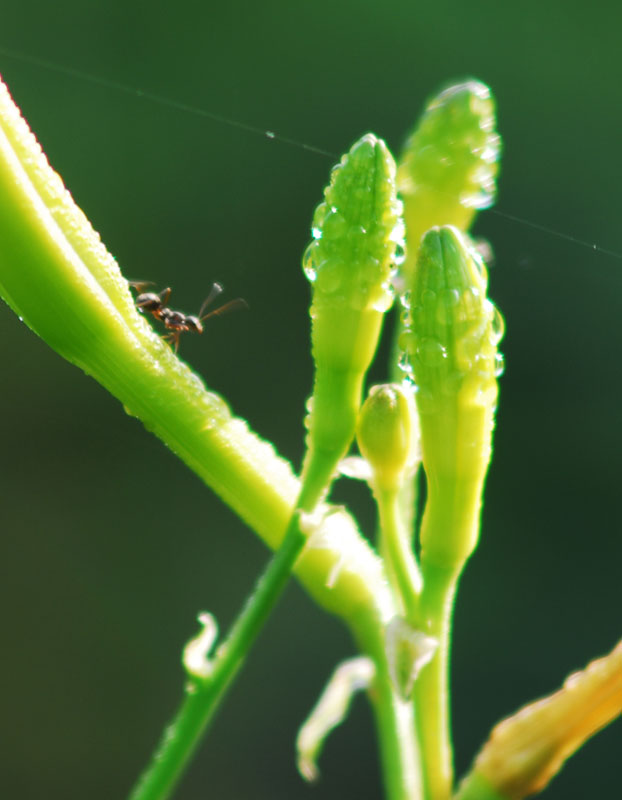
[414,476,482,800]
[0,75,398,644]
[413,561,460,800]
[366,632,425,800]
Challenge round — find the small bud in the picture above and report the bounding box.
[467,640,622,799]
[356,383,419,491]
[397,80,501,277]
[301,134,403,497]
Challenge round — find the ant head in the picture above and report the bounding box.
[185,315,203,334]
[136,292,163,312]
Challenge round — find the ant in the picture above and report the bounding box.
[129,281,248,351]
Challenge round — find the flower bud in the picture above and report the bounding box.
[463,640,622,799]
[301,134,403,497]
[356,383,419,492]
[397,80,500,278]
[402,225,504,565]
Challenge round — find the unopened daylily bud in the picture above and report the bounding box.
[302,134,403,497]
[356,383,419,492]
[459,640,622,800]
[403,225,504,566]
[397,80,500,278]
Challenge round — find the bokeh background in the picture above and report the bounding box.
[1,2,621,798]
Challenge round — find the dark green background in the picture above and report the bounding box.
[1,2,620,798]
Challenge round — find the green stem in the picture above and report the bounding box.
[129,463,333,800]
[370,660,425,800]
[389,320,420,541]
[414,476,482,800]
[128,437,344,800]
[0,74,397,650]
[413,561,460,800]
[452,773,507,800]
[128,512,307,800]
[376,486,422,621]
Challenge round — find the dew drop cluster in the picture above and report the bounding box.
[398,227,505,412]
[302,134,404,314]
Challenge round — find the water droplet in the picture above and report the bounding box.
[322,209,348,238]
[302,242,318,282]
[398,351,413,376]
[416,338,447,366]
[494,352,505,377]
[491,306,505,344]
[372,284,394,312]
[399,290,411,310]
[441,370,464,398]
[393,242,406,266]
[435,288,461,325]
[398,329,414,354]
[422,289,436,308]
[459,187,494,210]
[311,202,328,232]
[441,288,460,307]
[316,262,343,294]
[265,130,275,139]
[311,226,322,240]
[472,252,488,284]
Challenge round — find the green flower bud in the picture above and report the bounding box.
[402,226,504,566]
[301,134,403,498]
[397,81,500,279]
[356,383,419,492]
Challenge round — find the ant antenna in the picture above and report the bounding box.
[198,283,225,318]
[200,297,249,322]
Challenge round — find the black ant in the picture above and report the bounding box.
[129,281,248,351]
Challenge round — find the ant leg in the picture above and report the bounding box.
[162,332,181,352]
[158,287,172,306]
[129,280,155,292]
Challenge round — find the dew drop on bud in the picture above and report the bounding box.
[303,242,318,282]
[491,305,505,344]
[416,338,447,367]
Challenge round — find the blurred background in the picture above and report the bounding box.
[0,1,621,798]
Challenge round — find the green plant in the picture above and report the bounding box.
[0,73,619,800]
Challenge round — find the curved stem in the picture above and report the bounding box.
[128,513,307,800]
[0,74,396,643]
[128,432,369,799]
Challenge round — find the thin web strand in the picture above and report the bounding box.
[1,44,621,263]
